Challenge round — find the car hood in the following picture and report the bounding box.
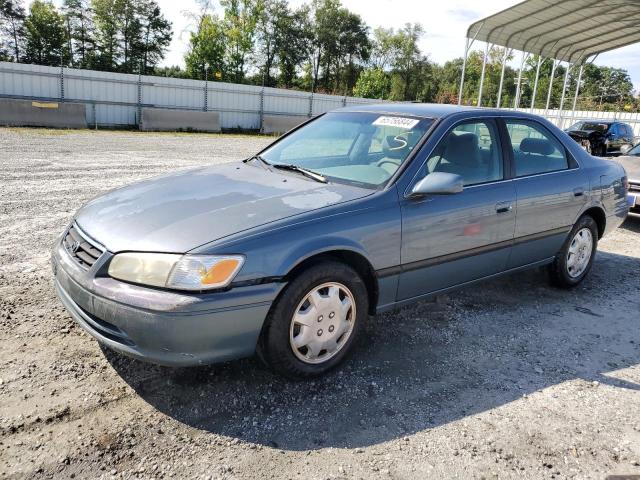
[566,129,597,140]
[614,155,640,182]
[75,163,372,253]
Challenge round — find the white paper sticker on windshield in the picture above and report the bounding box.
[372,116,420,129]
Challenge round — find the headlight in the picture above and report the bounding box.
[108,253,244,291]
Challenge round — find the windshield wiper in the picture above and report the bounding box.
[244,154,272,168]
[271,164,327,183]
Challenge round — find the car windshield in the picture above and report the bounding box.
[260,112,433,188]
[627,143,640,156]
[569,121,609,132]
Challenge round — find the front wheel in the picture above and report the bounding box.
[258,261,368,379]
[548,215,598,288]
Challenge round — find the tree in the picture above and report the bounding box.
[307,0,369,94]
[353,67,390,99]
[24,0,67,66]
[390,23,423,101]
[0,0,27,62]
[62,0,95,68]
[276,4,311,88]
[184,13,226,80]
[91,0,119,70]
[136,0,171,74]
[254,0,286,86]
[369,27,397,71]
[118,0,142,72]
[221,0,262,83]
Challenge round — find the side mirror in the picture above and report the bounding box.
[620,144,632,154]
[409,172,464,198]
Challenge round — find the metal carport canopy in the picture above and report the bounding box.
[459,0,640,113]
[467,0,640,64]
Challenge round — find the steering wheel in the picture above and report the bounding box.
[376,159,401,169]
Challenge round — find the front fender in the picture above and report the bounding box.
[272,236,371,277]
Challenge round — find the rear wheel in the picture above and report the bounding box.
[258,261,368,379]
[548,215,598,288]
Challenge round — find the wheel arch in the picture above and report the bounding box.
[581,206,606,239]
[284,249,379,315]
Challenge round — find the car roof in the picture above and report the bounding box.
[337,102,545,120]
[338,103,484,119]
[574,120,615,125]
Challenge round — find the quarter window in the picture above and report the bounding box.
[505,120,569,177]
[422,120,503,186]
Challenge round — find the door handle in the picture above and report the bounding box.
[495,202,512,214]
[573,188,585,197]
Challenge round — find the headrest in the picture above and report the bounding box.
[443,132,480,167]
[382,134,412,159]
[520,137,554,156]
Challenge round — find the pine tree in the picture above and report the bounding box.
[0,0,27,62]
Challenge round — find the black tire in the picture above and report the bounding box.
[548,215,598,288]
[598,144,608,157]
[257,261,368,379]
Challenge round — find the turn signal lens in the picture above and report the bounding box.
[201,259,241,285]
[166,255,244,290]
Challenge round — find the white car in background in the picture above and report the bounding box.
[617,144,640,212]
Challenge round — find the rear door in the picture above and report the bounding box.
[502,118,588,268]
[398,118,516,300]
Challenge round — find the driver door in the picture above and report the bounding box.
[397,119,516,301]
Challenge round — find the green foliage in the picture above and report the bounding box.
[353,67,390,99]
[0,0,637,112]
[307,0,370,94]
[24,0,67,65]
[184,13,226,80]
[62,0,95,68]
[221,0,262,83]
[1,0,27,62]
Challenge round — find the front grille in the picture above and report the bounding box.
[629,182,640,192]
[62,223,105,269]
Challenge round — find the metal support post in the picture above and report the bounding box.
[530,56,543,112]
[557,63,572,127]
[59,64,64,102]
[496,48,509,108]
[477,42,490,107]
[544,59,558,115]
[514,51,530,109]
[259,87,265,132]
[570,63,584,123]
[137,71,142,127]
[203,66,209,112]
[458,37,470,105]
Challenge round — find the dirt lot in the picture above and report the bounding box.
[1,127,639,480]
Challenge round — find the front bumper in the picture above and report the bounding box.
[52,241,284,367]
[629,189,640,211]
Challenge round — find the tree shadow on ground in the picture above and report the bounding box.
[105,216,640,451]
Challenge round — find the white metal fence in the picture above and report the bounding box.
[522,108,640,136]
[0,62,385,130]
[1,61,639,134]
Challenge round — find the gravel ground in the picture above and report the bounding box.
[1,127,639,480]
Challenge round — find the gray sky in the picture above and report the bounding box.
[37,0,640,91]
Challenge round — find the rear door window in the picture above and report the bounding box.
[504,120,569,177]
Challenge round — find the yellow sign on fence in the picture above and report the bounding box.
[32,101,59,109]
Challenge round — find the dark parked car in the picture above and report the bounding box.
[614,143,640,212]
[565,120,635,156]
[52,104,629,378]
